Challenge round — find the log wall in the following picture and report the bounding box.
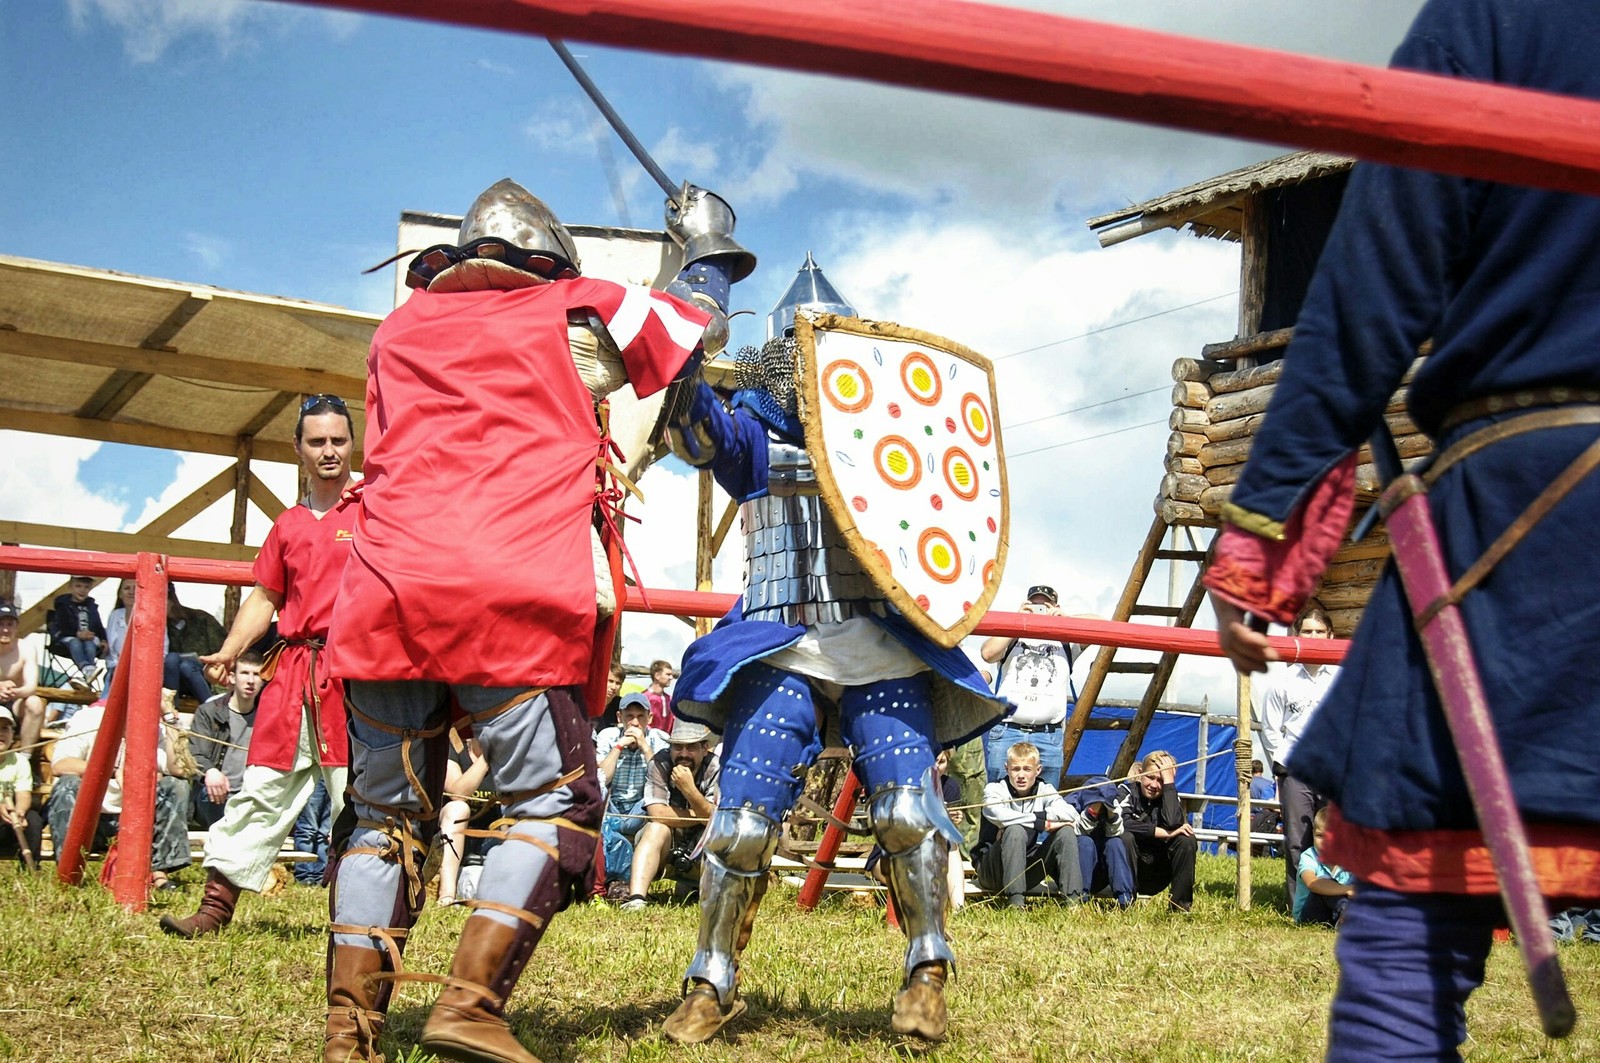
[1158,332,1428,637]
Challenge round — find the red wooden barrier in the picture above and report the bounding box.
[796,768,864,911]
[287,0,1600,195]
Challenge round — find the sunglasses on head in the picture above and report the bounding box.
[300,394,349,414]
[404,238,577,290]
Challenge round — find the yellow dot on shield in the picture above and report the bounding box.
[932,544,950,568]
[911,367,931,392]
[888,451,908,476]
[838,375,859,399]
[953,463,971,488]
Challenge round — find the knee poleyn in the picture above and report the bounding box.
[701,808,781,873]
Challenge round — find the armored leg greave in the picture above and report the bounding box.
[867,784,958,980]
[682,807,781,1005]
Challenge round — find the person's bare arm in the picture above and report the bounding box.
[1301,866,1356,897]
[53,757,89,777]
[201,585,282,684]
[447,754,491,800]
[1210,597,1279,675]
[979,635,1014,663]
[13,656,39,700]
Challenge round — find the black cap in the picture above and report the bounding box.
[1025,585,1058,604]
[0,602,18,620]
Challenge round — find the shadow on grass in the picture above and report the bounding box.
[379,990,935,1060]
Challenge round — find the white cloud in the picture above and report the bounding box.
[522,97,592,154]
[184,231,229,271]
[66,0,305,63]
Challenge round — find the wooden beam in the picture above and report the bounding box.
[224,440,253,626]
[13,465,241,632]
[0,328,364,399]
[141,292,213,350]
[709,497,739,555]
[694,469,715,638]
[0,521,256,562]
[0,407,300,465]
[240,392,297,438]
[77,370,156,421]
[1237,194,1268,340]
[247,472,288,522]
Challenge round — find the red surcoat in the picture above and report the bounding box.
[247,497,357,770]
[327,278,706,688]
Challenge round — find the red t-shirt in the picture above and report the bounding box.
[327,278,706,687]
[247,497,357,769]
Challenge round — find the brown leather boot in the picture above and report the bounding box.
[891,961,949,1041]
[662,982,748,1044]
[420,916,541,1063]
[325,944,389,1063]
[159,870,241,938]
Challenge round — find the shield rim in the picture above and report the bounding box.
[794,312,1009,649]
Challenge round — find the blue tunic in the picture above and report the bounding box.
[1228,0,1600,833]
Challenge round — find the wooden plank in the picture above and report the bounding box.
[1171,381,1210,408]
[247,472,288,522]
[76,370,155,421]
[0,328,365,399]
[13,466,242,632]
[141,293,214,350]
[709,497,739,555]
[0,407,299,465]
[0,521,257,562]
[1203,382,1275,423]
[1168,407,1208,432]
[694,469,715,638]
[224,444,253,626]
[1167,431,1205,458]
[1238,194,1267,337]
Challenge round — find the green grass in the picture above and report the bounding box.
[1,856,1597,1061]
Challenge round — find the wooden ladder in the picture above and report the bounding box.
[1060,514,1212,780]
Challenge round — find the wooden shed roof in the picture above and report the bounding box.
[0,253,379,468]
[1087,150,1354,247]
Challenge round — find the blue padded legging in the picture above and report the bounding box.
[714,662,938,817]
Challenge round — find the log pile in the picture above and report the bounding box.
[1158,345,1431,636]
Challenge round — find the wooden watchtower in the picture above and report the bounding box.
[1063,150,1430,776]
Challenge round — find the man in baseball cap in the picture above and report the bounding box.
[619,718,719,910]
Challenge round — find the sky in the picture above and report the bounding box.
[0,0,1429,708]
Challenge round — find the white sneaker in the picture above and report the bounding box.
[619,896,648,912]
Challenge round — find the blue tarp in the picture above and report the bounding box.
[1064,705,1249,849]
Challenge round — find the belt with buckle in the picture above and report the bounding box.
[1004,720,1060,733]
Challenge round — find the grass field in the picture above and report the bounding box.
[1,854,1596,1061]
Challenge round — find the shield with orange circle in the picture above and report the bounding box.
[793,313,1008,648]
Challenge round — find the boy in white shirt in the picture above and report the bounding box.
[973,741,1082,908]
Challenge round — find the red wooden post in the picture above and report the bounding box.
[112,553,168,910]
[55,631,131,886]
[797,768,864,910]
[292,0,1600,196]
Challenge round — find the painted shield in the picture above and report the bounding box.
[794,313,1008,648]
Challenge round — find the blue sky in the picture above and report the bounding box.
[1,0,1426,700]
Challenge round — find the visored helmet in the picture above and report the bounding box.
[405,178,582,290]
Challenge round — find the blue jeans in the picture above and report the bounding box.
[163,654,213,703]
[1076,832,1135,905]
[60,637,100,671]
[290,779,331,885]
[600,795,647,881]
[45,773,193,873]
[983,721,1065,784]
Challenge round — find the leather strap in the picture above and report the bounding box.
[1437,386,1600,434]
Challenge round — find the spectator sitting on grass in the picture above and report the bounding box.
[1119,750,1197,913]
[620,719,719,911]
[1067,774,1134,908]
[189,651,265,828]
[1294,806,1355,927]
[972,741,1082,909]
[0,705,43,870]
[46,697,192,892]
[595,692,670,901]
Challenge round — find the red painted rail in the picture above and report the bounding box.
[283,0,1600,195]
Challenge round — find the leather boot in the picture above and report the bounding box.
[325,944,389,1063]
[159,870,241,938]
[891,961,949,1041]
[420,916,541,1063]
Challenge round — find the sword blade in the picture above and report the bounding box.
[548,38,681,200]
[1380,477,1575,1037]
